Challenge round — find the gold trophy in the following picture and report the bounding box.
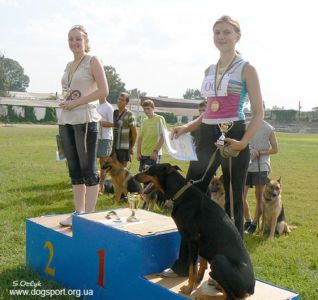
[216,122,234,146]
[127,193,143,222]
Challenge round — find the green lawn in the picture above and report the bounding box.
[0,125,317,299]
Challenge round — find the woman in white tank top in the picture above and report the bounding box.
[58,25,109,227]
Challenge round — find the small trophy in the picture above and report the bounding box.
[61,87,71,101]
[127,193,142,222]
[217,122,233,146]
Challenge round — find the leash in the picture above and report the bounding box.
[229,157,234,222]
[171,182,193,202]
[191,148,219,185]
[191,147,235,223]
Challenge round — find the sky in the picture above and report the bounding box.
[0,0,317,111]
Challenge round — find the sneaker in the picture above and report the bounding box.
[59,212,79,227]
[160,268,179,278]
[244,221,252,231]
[245,223,257,234]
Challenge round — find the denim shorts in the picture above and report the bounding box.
[97,139,112,158]
[59,122,99,186]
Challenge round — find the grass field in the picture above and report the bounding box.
[0,125,317,299]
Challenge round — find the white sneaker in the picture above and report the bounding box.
[59,212,79,227]
[160,268,179,278]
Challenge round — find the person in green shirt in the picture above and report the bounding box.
[137,99,166,171]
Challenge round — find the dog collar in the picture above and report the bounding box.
[171,182,192,202]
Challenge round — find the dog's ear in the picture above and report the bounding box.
[172,165,182,172]
[219,174,224,183]
[265,177,270,185]
[164,164,181,174]
[110,151,117,160]
[277,176,282,185]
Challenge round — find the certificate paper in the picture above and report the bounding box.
[162,125,198,161]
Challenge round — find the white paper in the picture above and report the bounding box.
[162,125,198,161]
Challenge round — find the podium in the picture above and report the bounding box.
[26,209,299,299]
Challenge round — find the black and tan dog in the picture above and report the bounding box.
[102,156,141,203]
[209,175,225,209]
[135,163,255,300]
[139,165,170,213]
[261,177,292,241]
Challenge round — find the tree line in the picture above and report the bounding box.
[0,54,206,102]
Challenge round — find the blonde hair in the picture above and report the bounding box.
[69,25,90,53]
[213,15,241,38]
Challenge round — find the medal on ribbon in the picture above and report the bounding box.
[211,99,220,112]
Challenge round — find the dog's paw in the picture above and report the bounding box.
[180,284,193,295]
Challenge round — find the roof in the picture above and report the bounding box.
[0,94,201,116]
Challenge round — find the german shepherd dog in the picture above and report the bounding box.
[261,177,292,241]
[102,156,142,203]
[135,164,255,300]
[209,175,225,209]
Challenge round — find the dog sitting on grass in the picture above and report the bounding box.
[260,177,294,241]
[209,175,225,209]
[102,155,142,204]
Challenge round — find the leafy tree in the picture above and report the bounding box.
[1,57,29,92]
[183,88,205,100]
[104,65,126,103]
[128,88,146,99]
[157,112,177,124]
[0,55,9,96]
[272,110,297,121]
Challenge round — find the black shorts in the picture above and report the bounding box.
[115,149,130,164]
[246,171,269,187]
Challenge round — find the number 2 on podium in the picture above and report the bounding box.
[44,241,55,276]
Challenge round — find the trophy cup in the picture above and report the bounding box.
[127,193,142,222]
[61,87,71,101]
[216,122,234,146]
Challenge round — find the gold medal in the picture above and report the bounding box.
[211,99,220,112]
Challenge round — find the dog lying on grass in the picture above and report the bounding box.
[261,177,294,241]
[135,163,255,300]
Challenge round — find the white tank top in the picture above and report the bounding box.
[58,55,101,125]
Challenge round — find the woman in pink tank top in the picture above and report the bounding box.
[164,15,264,279]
